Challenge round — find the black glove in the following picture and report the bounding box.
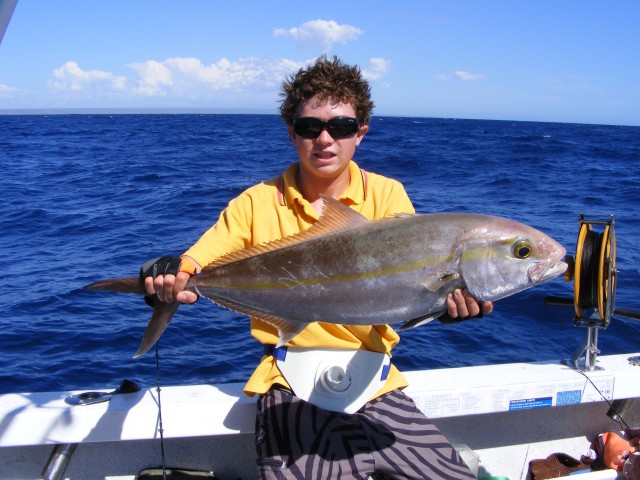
[140,256,182,306]
[140,256,182,280]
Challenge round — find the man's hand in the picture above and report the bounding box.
[141,256,199,304]
[440,288,493,323]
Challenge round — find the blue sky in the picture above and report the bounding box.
[1,1,639,126]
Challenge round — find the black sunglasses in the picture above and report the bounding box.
[292,117,360,139]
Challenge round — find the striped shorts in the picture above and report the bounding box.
[255,388,475,480]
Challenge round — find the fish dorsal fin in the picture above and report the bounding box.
[315,194,370,230]
[205,195,369,269]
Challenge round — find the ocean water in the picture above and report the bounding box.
[0,114,639,395]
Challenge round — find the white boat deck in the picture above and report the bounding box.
[1,352,639,479]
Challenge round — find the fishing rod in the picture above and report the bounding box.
[545,295,640,322]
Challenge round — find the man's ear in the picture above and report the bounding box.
[355,124,369,146]
[287,124,296,144]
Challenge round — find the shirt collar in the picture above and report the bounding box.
[280,160,367,213]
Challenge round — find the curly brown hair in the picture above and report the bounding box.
[279,56,375,126]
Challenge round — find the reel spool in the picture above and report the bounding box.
[569,215,617,328]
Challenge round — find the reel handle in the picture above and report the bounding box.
[614,308,640,321]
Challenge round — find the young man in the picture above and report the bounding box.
[144,56,492,479]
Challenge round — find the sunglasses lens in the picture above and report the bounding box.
[328,118,359,139]
[294,118,324,138]
[293,117,359,139]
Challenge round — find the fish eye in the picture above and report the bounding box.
[514,240,533,259]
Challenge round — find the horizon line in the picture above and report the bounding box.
[0,108,636,127]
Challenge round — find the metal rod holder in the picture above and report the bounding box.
[584,326,599,371]
[569,320,602,372]
[42,443,78,480]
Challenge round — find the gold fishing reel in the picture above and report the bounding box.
[546,214,618,328]
[545,214,640,370]
[567,215,617,327]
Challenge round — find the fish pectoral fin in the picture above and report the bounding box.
[398,313,441,330]
[423,272,459,293]
[134,302,180,358]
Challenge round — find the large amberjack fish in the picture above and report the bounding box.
[86,196,567,357]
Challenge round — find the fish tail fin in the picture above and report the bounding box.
[85,276,179,358]
[84,276,147,295]
[133,301,181,358]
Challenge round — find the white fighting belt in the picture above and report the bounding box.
[273,347,391,414]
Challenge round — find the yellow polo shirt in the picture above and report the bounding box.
[184,160,415,398]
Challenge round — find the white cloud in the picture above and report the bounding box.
[127,57,307,97]
[273,19,363,52]
[43,55,392,104]
[454,70,485,82]
[44,57,309,102]
[48,61,127,92]
[436,70,485,82]
[362,58,391,83]
[128,60,173,96]
[0,83,25,96]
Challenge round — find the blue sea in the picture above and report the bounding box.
[1,114,639,395]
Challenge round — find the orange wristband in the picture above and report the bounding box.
[179,257,197,276]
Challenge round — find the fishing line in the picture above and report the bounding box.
[564,359,631,431]
[200,319,251,373]
[160,311,247,374]
[155,343,167,480]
